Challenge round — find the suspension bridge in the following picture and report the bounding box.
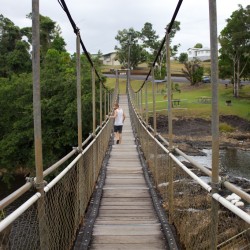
[1,0,250,249]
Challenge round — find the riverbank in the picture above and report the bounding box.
[152,114,250,155]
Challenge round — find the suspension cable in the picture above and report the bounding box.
[58,0,109,90]
[136,0,183,93]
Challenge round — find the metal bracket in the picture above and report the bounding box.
[73,147,83,154]
[26,177,35,185]
[35,180,47,189]
[211,181,221,191]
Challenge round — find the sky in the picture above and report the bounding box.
[1,1,248,55]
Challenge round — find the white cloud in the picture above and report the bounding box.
[0,0,248,54]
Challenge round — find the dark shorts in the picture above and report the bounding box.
[114,125,123,133]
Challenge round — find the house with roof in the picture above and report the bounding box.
[101,52,120,66]
[187,47,211,61]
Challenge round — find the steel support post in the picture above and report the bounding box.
[145,80,149,157]
[104,90,107,117]
[127,33,132,94]
[209,0,219,248]
[76,33,82,150]
[166,28,174,223]
[140,90,143,120]
[145,80,149,126]
[99,81,103,128]
[92,68,96,183]
[152,67,157,136]
[107,92,110,114]
[32,1,48,248]
[76,32,84,219]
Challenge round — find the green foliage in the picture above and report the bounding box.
[194,43,203,48]
[219,123,235,133]
[178,53,188,63]
[115,28,147,68]
[219,5,250,97]
[0,15,103,181]
[115,21,181,69]
[182,59,204,85]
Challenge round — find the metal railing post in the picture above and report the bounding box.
[152,67,157,136]
[76,32,82,150]
[145,80,149,126]
[100,81,102,128]
[76,31,84,219]
[104,90,107,116]
[32,1,48,248]
[166,27,174,223]
[209,0,219,248]
[140,90,143,119]
[92,67,96,183]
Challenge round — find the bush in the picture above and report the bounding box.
[219,123,235,132]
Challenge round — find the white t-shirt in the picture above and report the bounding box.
[114,108,124,126]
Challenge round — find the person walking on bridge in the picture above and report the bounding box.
[110,103,125,144]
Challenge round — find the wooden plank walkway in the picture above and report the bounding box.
[90,95,167,250]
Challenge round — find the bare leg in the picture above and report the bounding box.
[114,132,119,142]
[119,133,122,144]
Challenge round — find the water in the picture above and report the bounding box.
[179,148,250,180]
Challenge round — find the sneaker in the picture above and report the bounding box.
[116,140,119,144]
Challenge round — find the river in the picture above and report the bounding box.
[179,148,250,180]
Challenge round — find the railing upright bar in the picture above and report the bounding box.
[151,67,157,136]
[100,81,103,128]
[32,1,48,248]
[165,27,174,223]
[209,0,220,247]
[92,67,96,183]
[76,32,82,150]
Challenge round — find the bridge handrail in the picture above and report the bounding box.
[0,123,107,211]
[128,90,250,225]
[159,134,250,204]
[133,101,250,204]
[0,118,112,233]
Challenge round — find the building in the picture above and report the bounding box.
[101,52,120,66]
[187,47,211,61]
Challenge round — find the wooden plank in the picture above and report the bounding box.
[107,166,142,171]
[90,243,166,250]
[98,210,155,217]
[100,197,152,205]
[95,220,159,225]
[96,216,157,222]
[99,205,154,210]
[91,235,163,244]
[105,179,146,185]
[92,224,162,236]
[103,187,148,191]
[103,189,150,198]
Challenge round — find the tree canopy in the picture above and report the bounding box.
[114,21,181,72]
[0,14,103,184]
[219,4,250,97]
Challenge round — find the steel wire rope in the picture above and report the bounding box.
[57,0,109,91]
[135,0,183,93]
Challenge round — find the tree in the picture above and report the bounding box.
[219,5,250,97]
[0,15,27,77]
[194,43,203,48]
[114,21,181,72]
[178,53,188,63]
[115,28,147,68]
[182,59,204,85]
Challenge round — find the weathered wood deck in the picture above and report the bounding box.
[90,95,167,249]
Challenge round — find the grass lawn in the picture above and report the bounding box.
[104,77,250,121]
